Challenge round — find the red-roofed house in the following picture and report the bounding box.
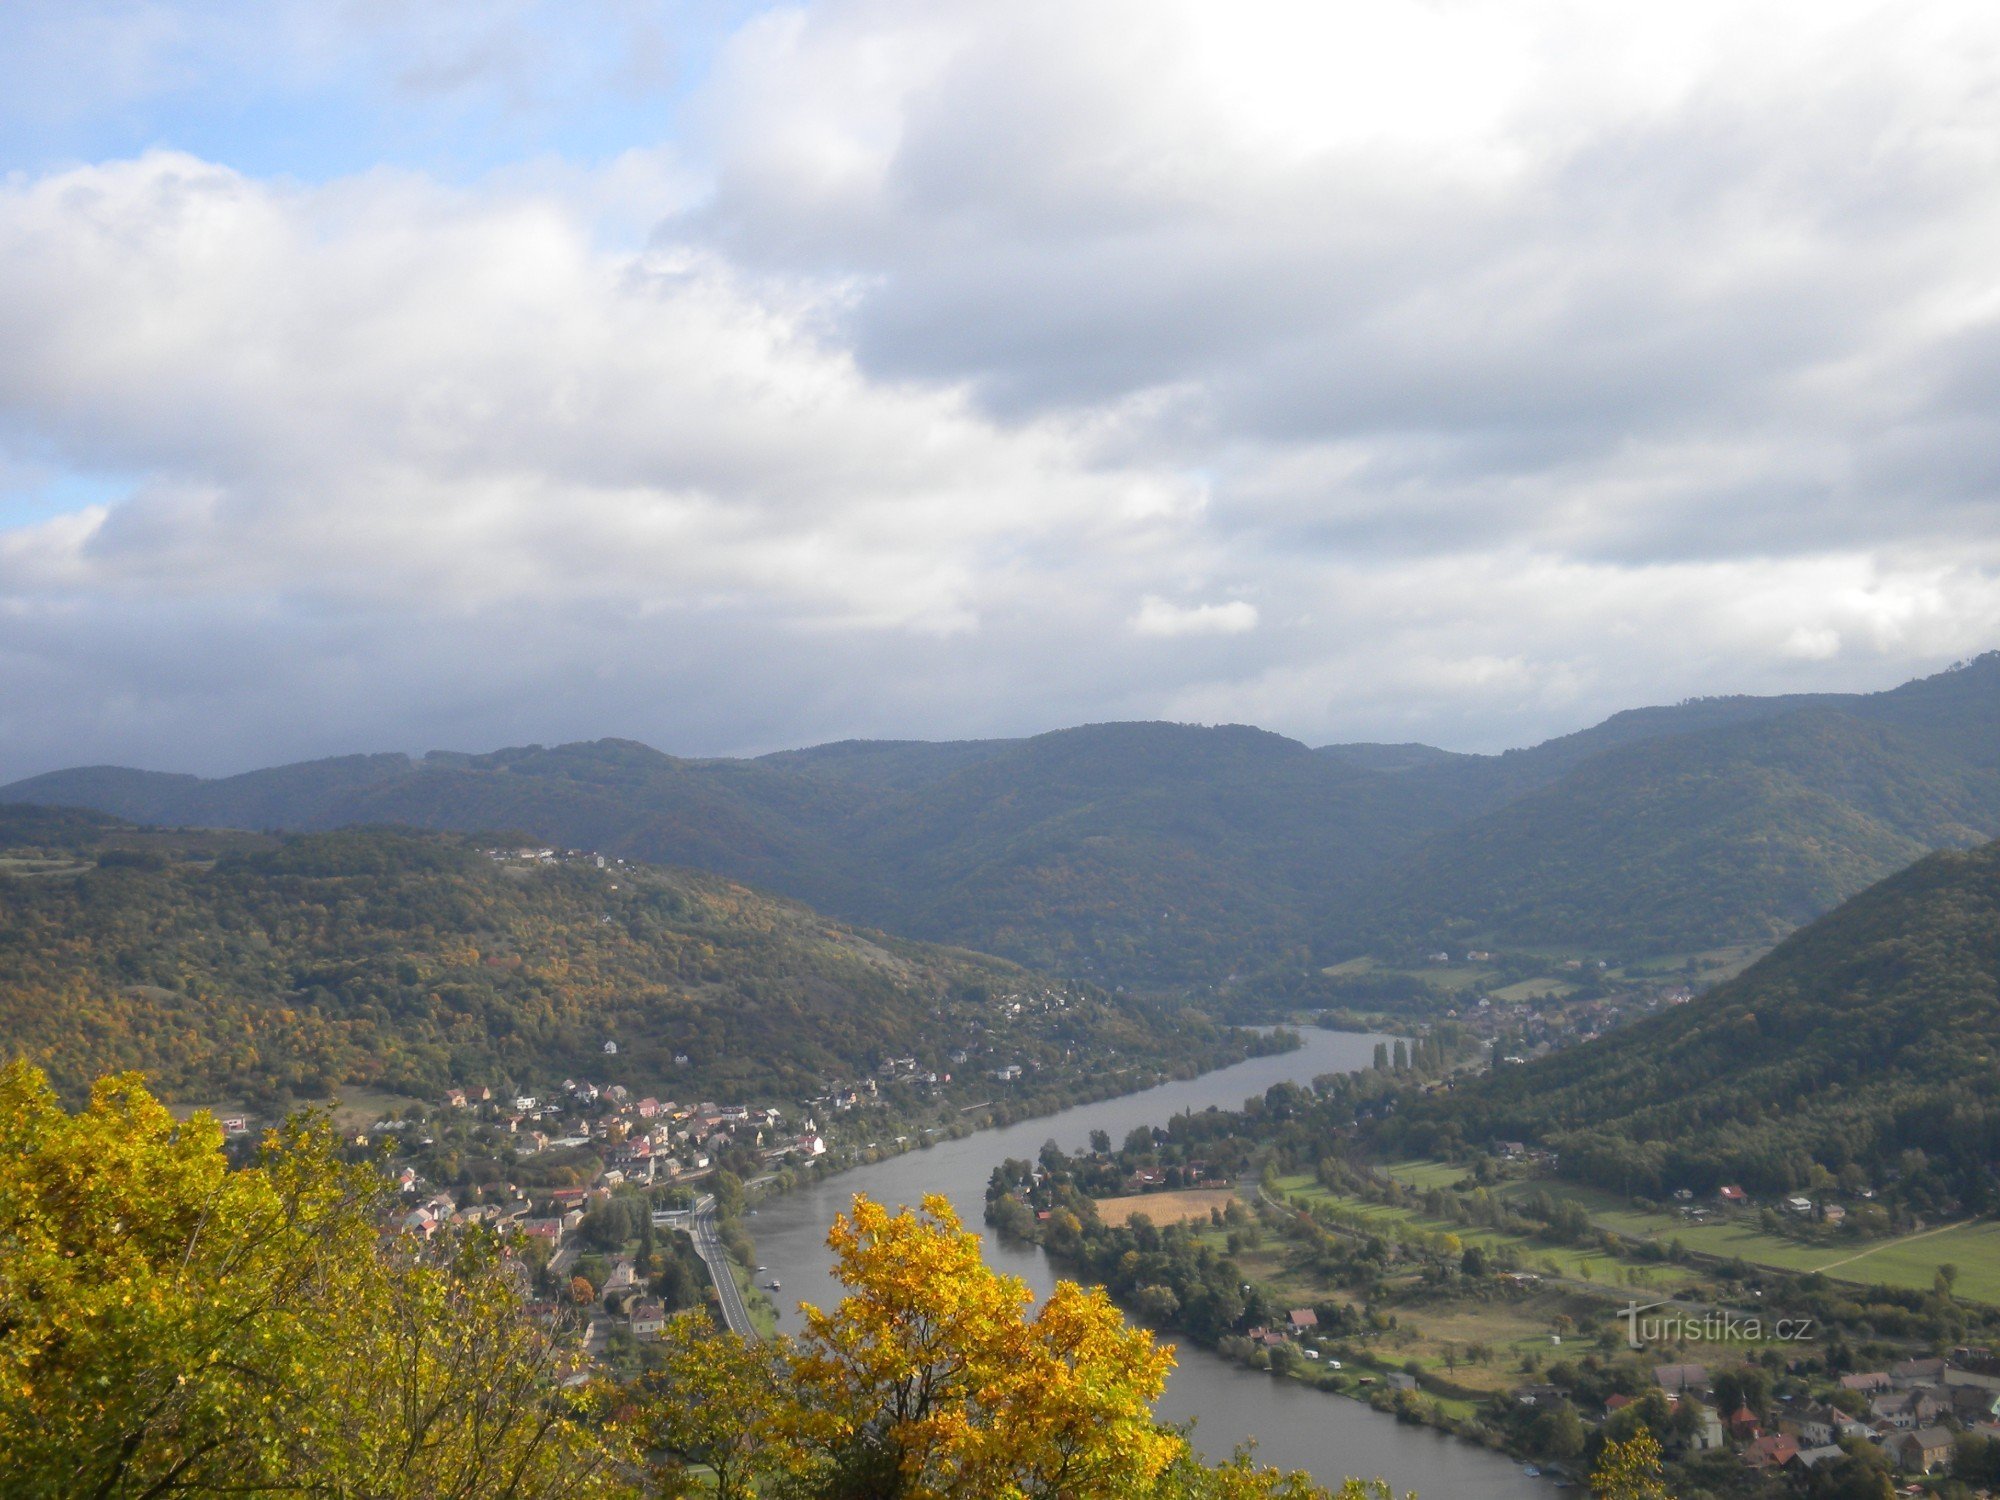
[1746,1434,1798,1470]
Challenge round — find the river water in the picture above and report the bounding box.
[747,1029,1546,1498]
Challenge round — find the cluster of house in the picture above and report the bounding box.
[396,1183,521,1240]
[1819,1358,2000,1472]
[433,1079,829,1185]
[385,1174,684,1349]
[485,847,622,869]
[582,1254,670,1349]
[1241,1310,1432,1387]
[390,1172,597,1246]
[501,1242,676,1349]
[1491,1139,1560,1169]
[1244,1309,1316,1352]
[1677,1183,1855,1228]
[1519,1356,2000,1477]
[1120,1162,1230,1194]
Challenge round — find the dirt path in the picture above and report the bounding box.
[1809,1219,1964,1276]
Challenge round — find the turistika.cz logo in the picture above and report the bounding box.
[1619,1300,1814,1350]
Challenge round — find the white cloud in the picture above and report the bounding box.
[0,151,1198,638]
[2,5,2000,775]
[1131,596,1259,638]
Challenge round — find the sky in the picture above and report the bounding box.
[3,1,1999,779]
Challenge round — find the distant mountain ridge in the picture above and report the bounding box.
[8,654,2000,982]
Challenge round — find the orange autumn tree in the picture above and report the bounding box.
[784,1194,1181,1498]
[634,1192,1406,1500]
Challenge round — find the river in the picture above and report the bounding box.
[745,1029,1548,1498]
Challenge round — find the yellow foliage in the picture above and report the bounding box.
[0,1059,622,1499]
[636,1192,1397,1500]
[1590,1430,1670,1500]
[785,1193,1181,1498]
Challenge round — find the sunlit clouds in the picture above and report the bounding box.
[1,1,1998,775]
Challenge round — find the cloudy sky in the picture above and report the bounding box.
[3,0,1999,779]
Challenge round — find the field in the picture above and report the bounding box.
[1318,956,1503,993]
[1217,1177,1722,1398]
[1094,1188,1238,1226]
[0,855,91,877]
[1803,1219,2000,1304]
[1271,1175,1684,1292]
[730,1260,781,1339]
[329,1085,432,1130]
[1359,1288,1614,1396]
[1325,942,1770,1001]
[1380,1159,1471,1191]
[1319,958,1376,977]
[1487,978,1577,1003]
[1494,1175,2000,1304]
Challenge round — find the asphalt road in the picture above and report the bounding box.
[684,1193,759,1340]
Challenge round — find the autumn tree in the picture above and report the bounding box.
[1589,1431,1669,1500]
[634,1192,1408,1500]
[637,1312,782,1499]
[779,1193,1180,1498]
[0,1060,622,1499]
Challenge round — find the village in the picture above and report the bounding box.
[349,1026,1083,1366]
[1501,1352,2000,1481]
[361,1074,819,1359]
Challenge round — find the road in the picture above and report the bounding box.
[677,1193,759,1340]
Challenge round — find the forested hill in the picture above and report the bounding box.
[5,654,1999,981]
[1334,705,2000,954]
[0,813,1231,1110]
[1385,838,2000,1213]
[1,727,1477,987]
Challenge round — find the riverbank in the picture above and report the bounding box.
[764,1022,1301,1188]
[733,1028,1549,1499]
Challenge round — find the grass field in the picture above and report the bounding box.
[1495,1175,2000,1304]
[0,855,91,877]
[1804,1219,2000,1304]
[1487,978,1578,1003]
[329,1085,431,1130]
[1380,1159,1471,1191]
[1367,1288,1615,1396]
[1209,1181,1667,1396]
[1094,1188,1238,1226]
[730,1260,781,1340]
[1610,944,1767,984]
[1320,957,1504,993]
[1320,958,1377,977]
[1272,1175,1683,1292]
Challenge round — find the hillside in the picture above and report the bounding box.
[7,654,2000,982]
[0,813,1236,1109]
[1338,707,2000,954]
[5,726,1458,986]
[1388,837,2000,1212]
[845,722,1477,979]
